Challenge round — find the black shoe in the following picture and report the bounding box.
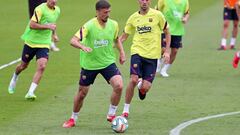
[138,88,146,100]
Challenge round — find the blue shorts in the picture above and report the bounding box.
[79,63,121,86]
[162,34,182,49]
[21,44,49,63]
[223,8,238,20]
[130,54,157,83]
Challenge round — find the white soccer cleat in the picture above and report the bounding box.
[8,78,17,94]
[50,42,60,52]
[25,93,37,100]
[160,71,169,77]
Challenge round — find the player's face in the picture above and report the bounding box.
[138,0,151,11]
[47,0,57,8]
[97,8,111,23]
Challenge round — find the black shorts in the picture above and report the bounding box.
[79,63,121,86]
[28,0,47,18]
[162,34,182,49]
[130,54,157,83]
[223,7,238,20]
[21,44,49,63]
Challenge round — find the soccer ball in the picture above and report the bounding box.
[111,116,128,133]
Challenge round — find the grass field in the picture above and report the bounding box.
[1,0,240,135]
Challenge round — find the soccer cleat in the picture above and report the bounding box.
[230,45,236,50]
[217,46,227,50]
[25,93,37,100]
[8,79,17,94]
[107,115,116,122]
[232,53,240,68]
[121,112,129,119]
[50,46,60,52]
[8,87,15,94]
[63,118,75,128]
[138,88,146,100]
[160,71,169,77]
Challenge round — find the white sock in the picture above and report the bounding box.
[123,103,130,113]
[156,58,164,72]
[50,42,56,48]
[237,51,240,57]
[108,104,118,116]
[230,38,236,46]
[71,112,79,122]
[161,64,171,73]
[9,73,18,88]
[27,82,38,95]
[221,38,227,46]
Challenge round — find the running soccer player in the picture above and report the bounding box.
[119,0,171,118]
[8,0,60,100]
[62,0,126,128]
[156,0,190,77]
[218,0,238,50]
[28,0,60,51]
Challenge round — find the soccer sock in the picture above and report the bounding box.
[50,42,56,48]
[230,38,236,46]
[123,103,130,113]
[9,73,18,87]
[27,82,38,95]
[156,58,164,72]
[108,104,118,116]
[221,38,227,46]
[237,51,240,58]
[161,64,171,73]
[71,112,79,122]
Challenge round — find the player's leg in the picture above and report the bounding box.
[219,8,230,50]
[122,54,142,118]
[25,48,49,100]
[161,36,182,77]
[100,63,123,122]
[230,10,239,49]
[137,57,157,100]
[63,69,98,128]
[8,45,34,94]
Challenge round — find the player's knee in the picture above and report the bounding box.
[114,83,123,92]
[38,63,47,71]
[141,84,151,92]
[130,77,138,85]
[223,23,229,28]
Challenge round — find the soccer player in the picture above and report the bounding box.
[156,0,190,77]
[119,0,171,118]
[28,0,60,51]
[62,0,126,128]
[8,0,60,100]
[232,1,240,68]
[218,0,238,50]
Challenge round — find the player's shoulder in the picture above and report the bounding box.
[108,18,118,26]
[54,6,60,13]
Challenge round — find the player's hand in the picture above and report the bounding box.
[47,24,57,31]
[119,51,126,65]
[81,46,92,53]
[163,52,170,63]
[52,34,59,42]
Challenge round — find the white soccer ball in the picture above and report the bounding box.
[111,116,128,133]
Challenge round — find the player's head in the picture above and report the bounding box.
[47,0,57,8]
[96,0,111,23]
[138,0,151,12]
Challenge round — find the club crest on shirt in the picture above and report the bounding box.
[149,18,153,22]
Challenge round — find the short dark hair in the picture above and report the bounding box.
[96,0,111,10]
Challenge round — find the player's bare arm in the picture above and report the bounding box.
[163,27,171,63]
[70,36,92,52]
[30,20,56,30]
[115,37,126,65]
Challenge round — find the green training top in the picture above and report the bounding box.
[74,17,119,70]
